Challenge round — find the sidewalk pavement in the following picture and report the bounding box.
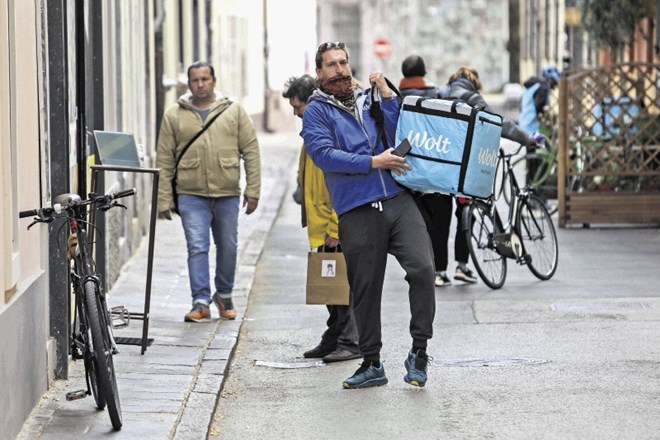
[17,130,302,440]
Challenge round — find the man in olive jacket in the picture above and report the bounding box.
[156,60,261,323]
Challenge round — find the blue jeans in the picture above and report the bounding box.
[178,194,239,305]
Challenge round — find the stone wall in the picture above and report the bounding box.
[320,0,510,92]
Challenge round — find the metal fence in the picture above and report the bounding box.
[557,62,660,226]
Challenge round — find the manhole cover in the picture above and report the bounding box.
[433,358,550,367]
[254,359,325,369]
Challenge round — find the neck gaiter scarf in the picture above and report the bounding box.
[320,75,356,110]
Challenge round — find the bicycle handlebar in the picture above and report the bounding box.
[19,206,57,219]
[19,188,137,222]
[112,188,137,200]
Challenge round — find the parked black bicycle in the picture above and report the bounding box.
[20,188,136,430]
[463,145,558,289]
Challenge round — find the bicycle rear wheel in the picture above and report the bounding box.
[517,195,558,280]
[465,200,507,289]
[85,280,123,430]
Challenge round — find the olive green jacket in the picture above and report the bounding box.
[156,92,261,211]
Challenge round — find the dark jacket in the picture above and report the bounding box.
[447,78,535,147]
[523,76,552,114]
[399,76,448,99]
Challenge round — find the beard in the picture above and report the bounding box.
[319,75,356,110]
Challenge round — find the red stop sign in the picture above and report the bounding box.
[374,38,393,59]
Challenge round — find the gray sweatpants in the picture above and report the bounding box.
[338,191,436,359]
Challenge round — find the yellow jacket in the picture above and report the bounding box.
[297,145,339,249]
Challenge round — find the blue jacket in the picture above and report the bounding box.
[519,82,542,133]
[519,76,551,134]
[301,89,403,216]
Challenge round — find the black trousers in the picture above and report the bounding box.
[338,192,435,359]
[414,193,470,271]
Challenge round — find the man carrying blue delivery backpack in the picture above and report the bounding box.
[301,42,436,390]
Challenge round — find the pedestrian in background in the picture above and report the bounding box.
[399,54,457,287]
[302,42,436,389]
[156,60,261,323]
[398,54,448,99]
[282,74,360,364]
[519,65,561,135]
[440,66,542,285]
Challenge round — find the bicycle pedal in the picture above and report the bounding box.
[111,305,130,329]
[65,389,88,401]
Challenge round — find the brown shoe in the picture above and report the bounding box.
[213,292,237,320]
[184,303,211,322]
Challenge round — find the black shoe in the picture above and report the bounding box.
[322,348,362,363]
[303,343,335,358]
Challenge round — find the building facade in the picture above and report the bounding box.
[0,0,269,437]
[317,0,518,92]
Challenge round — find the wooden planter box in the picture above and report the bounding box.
[561,192,660,226]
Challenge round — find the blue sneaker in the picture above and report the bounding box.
[342,361,388,389]
[404,349,430,387]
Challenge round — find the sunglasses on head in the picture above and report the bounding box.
[318,42,345,52]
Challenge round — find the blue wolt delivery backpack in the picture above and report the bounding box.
[394,95,503,199]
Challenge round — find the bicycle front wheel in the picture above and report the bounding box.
[80,306,105,409]
[466,201,507,289]
[85,280,123,430]
[517,195,558,280]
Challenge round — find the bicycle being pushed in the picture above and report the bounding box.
[463,144,558,289]
[20,188,136,430]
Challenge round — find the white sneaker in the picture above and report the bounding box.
[454,267,478,283]
[434,272,452,287]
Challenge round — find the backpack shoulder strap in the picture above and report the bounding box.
[369,76,402,149]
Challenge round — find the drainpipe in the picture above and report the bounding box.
[155,0,165,135]
[533,0,541,74]
[262,0,273,132]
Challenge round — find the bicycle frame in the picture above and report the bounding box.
[489,148,534,263]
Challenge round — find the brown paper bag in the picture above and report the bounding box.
[305,251,350,305]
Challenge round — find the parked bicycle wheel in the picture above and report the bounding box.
[517,195,558,280]
[78,291,106,410]
[85,280,123,430]
[466,200,507,289]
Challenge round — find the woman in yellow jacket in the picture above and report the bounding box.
[285,74,360,363]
